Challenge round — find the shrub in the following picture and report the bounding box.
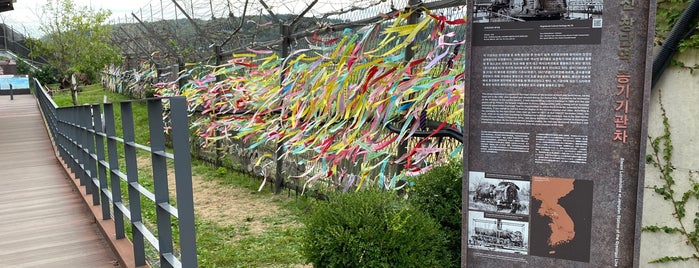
[16,59,31,75]
[302,189,450,268]
[409,159,463,267]
[31,65,57,85]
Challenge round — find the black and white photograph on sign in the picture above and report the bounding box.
[473,0,604,23]
[471,1,604,46]
[468,211,529,255]
[469,171,530,215]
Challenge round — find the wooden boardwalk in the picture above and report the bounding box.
[0,95,120,268]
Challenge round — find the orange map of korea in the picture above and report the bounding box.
[532,176,575,252]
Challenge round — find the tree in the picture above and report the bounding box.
[29,0,121,85]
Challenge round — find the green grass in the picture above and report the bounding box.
[51,84,309,267]
[51,84,151,145]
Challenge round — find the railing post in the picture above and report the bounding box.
[72,107,86,187]
[121,102,146,266]
[92,105,110,219]
[170,97,198,267]
[62,108,71,174]
[60,109,70,166]
[147,99,174,268]
[84,105,100,205]
[104,103,126,239]
[33,80,197,266]
[56,108,67,163]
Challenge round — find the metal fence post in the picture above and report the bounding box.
[83,105,100,205]
[214,45,224,167]
[395,0,422,175]
[35,80,197,266]
[56,108,67,164]
[274,23,291,195]
[147,99,174,268]
[92,105,111,219]
[73,107,88,187]
[104,103,126,239]
[61,108,70,169]
[170,97,198,267]
[121,101,146,266]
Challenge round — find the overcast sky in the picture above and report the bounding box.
[0,0,408,38]
[0,0,151,37]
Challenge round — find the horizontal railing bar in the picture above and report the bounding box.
[111,169,128,182]
[126,141,150,152]
[133,221,160,252]
[107,135,125,143]
[35,81,59,108]
[99,160,109,169]
[102,189,113,201]
[162,253,182,268]
[115,201,131,220]
[129,182,156,203]
[153,150,175,159]
[88,151,99,161]
[85,129,108,137]
[126,141,175,160]
[158,202,179,218]
[35,84,196,267]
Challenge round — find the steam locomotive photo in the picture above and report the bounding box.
[471,227,525,248]
[472,181,528,214]
[467,211,529,254]
[475,0,567,20]
[474,0,604,23]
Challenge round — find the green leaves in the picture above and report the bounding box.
[644,91,699,263]
[649,255,693,263]
[643,225,685,234]
[408,159,462,268]
[656,0,699,67]
[302,190,450,267]
[32,0,121,83]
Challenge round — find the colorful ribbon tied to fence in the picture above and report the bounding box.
[155,7,466,191]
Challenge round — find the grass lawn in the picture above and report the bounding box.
[49,84,310,267]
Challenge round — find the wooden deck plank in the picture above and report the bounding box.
[0,95,119,268]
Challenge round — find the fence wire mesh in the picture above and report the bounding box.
[107,0,467,194]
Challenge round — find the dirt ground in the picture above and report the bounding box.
[138,156,289,236]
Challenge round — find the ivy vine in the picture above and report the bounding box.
[643,91,699,264]
[655,0,699,51]
[656,0,699,73]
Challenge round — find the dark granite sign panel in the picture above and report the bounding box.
[463,1,655,267]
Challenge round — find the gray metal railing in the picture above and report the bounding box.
[33,79,197,268]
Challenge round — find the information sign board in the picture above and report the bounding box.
[463,1,655,267]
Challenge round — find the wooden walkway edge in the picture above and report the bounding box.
[0,95,120,268]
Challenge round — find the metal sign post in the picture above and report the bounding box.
[463,1,656,267]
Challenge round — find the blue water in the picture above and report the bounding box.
[0,76,30,90]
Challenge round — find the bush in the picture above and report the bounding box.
[409,159,463,267]
[31,65,57,85]
[16,59,31,75]
[302,189,450,268]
